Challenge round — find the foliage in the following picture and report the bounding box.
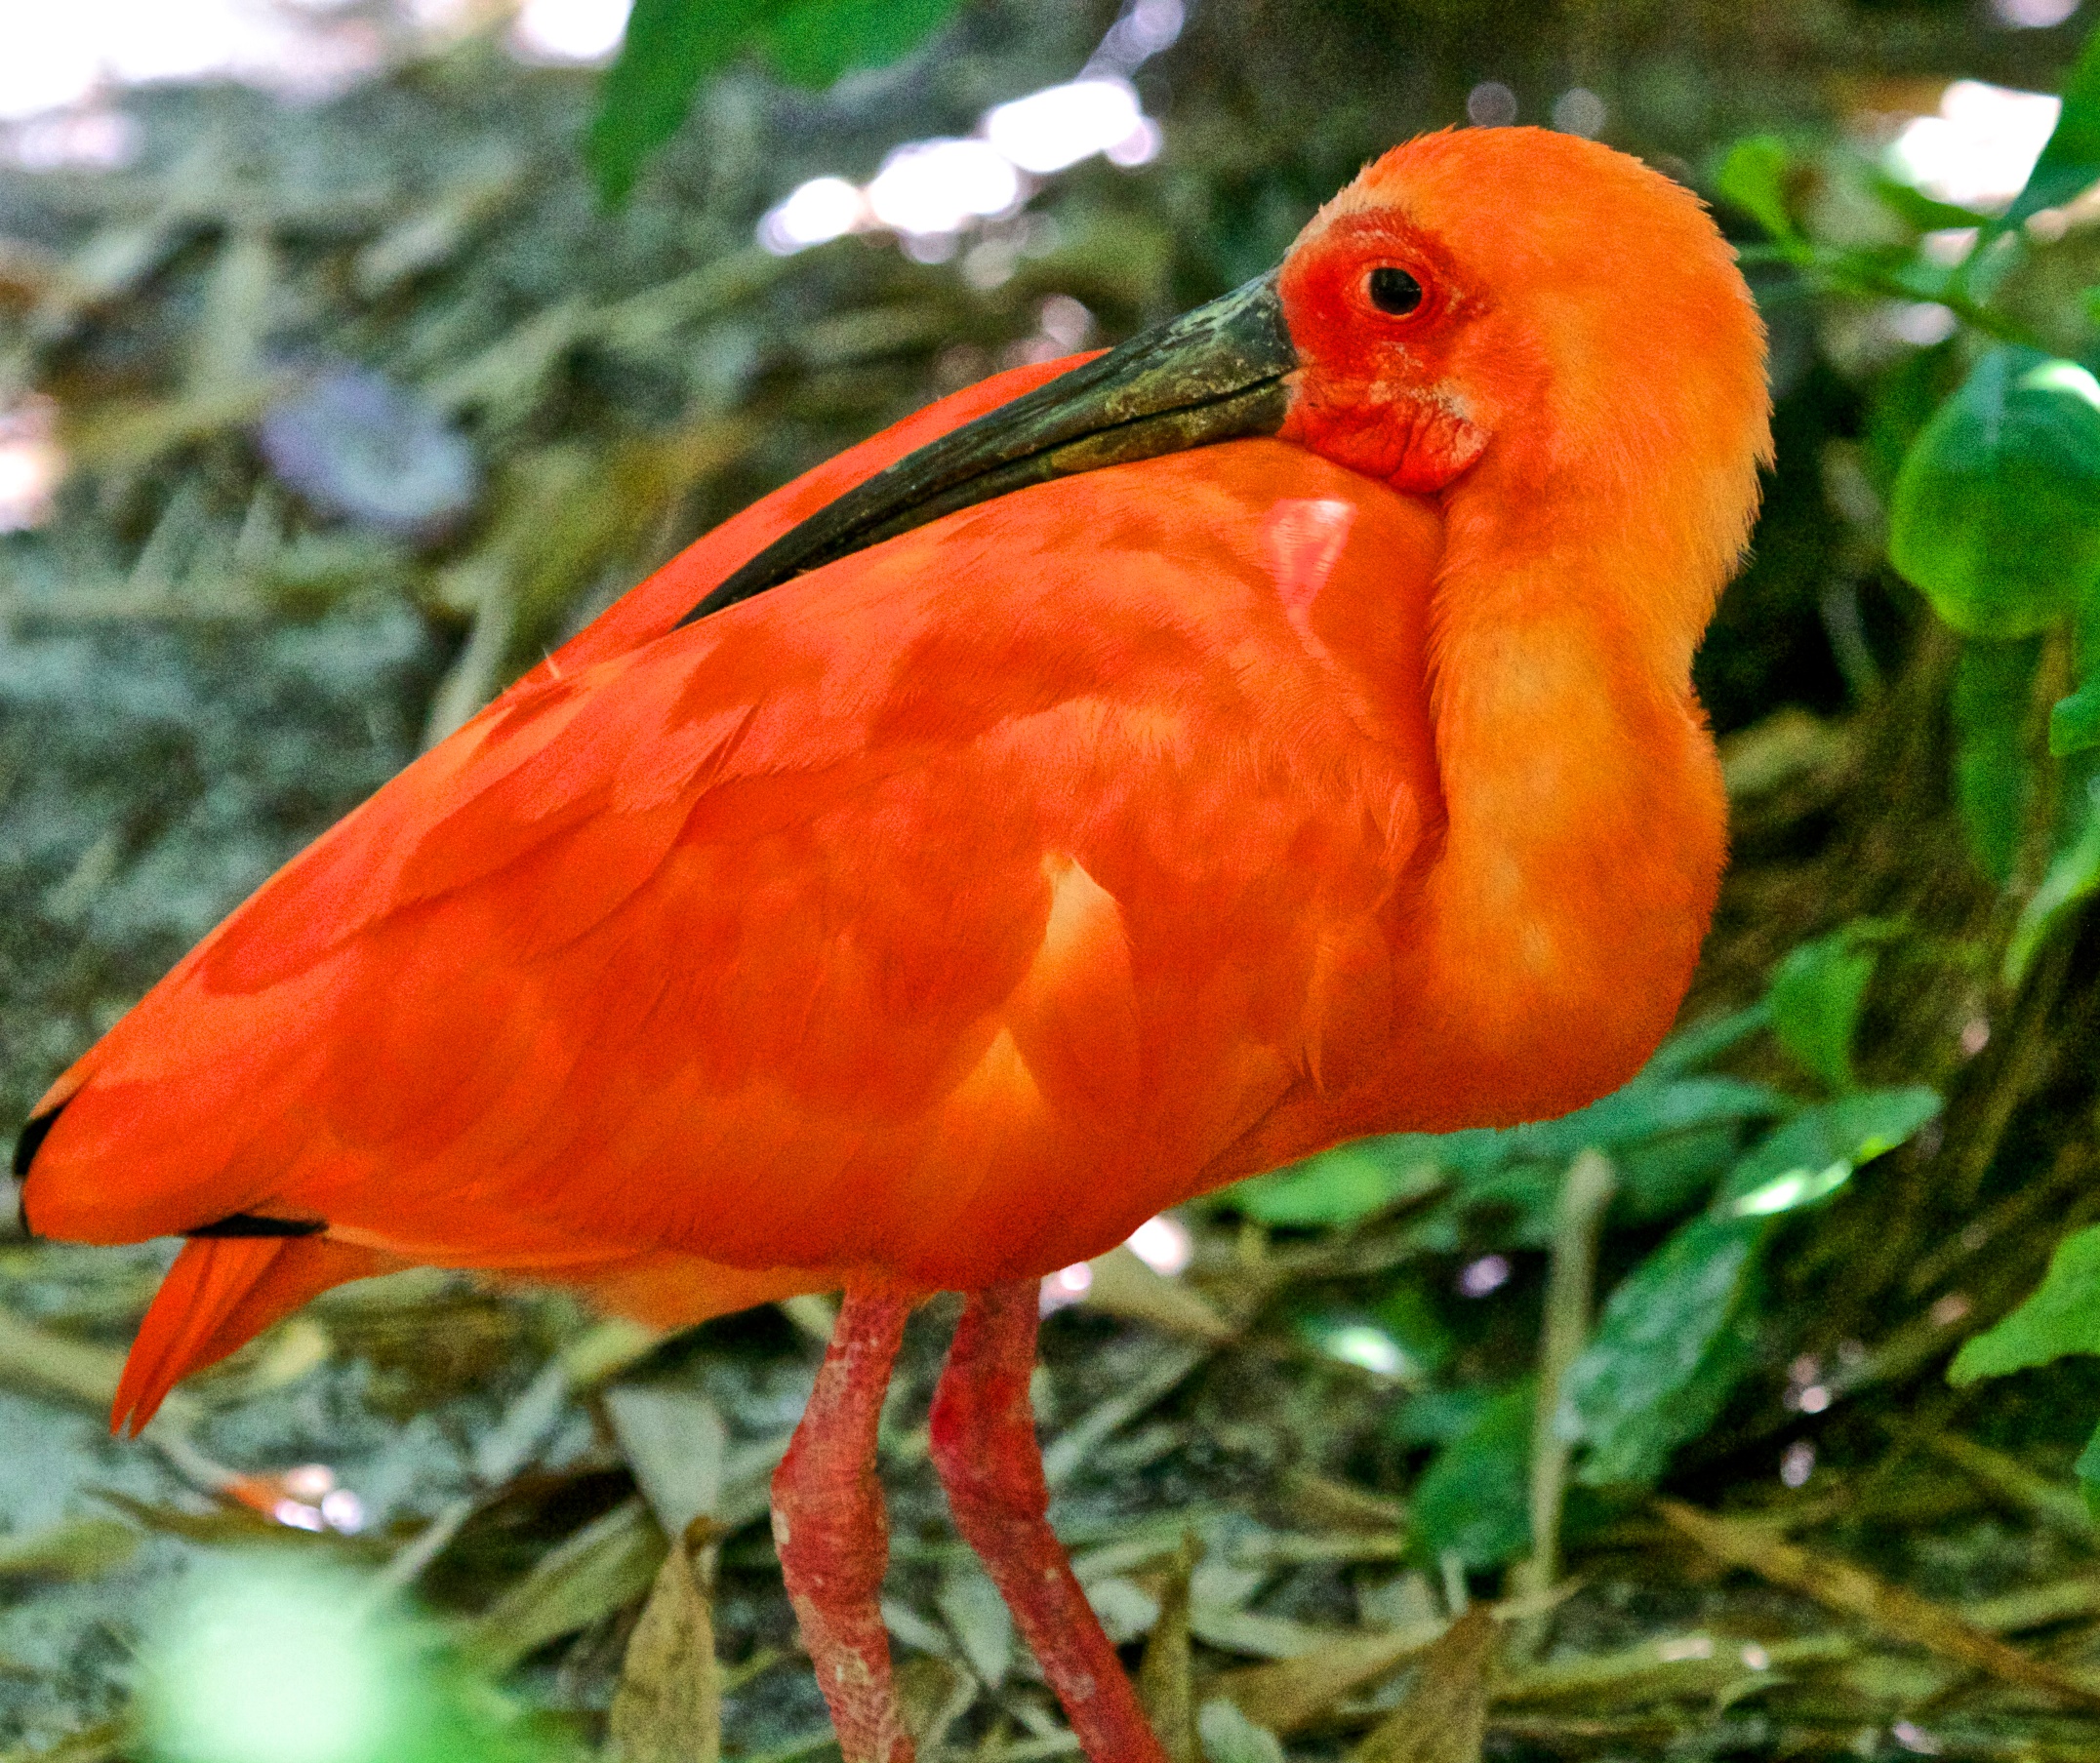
[586,0,963,204]
[1951,1224,2100,1512]
[1251,942,1938,1573]
[1729,29,2100,908]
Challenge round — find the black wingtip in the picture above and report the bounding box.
[8,1102,323,1243]
[184,1215,327,1238]
[12,1101,64,1181]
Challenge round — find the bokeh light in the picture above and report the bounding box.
[141,1559,409,1763]
[865,139,1025,238]
[0,0,384,120]
[757,0,1175,259]
[1993,0,2080,24]
[1039,1260,1094,1313]
[985,78,1150,175]
[1467,81,1517,126]
[1126,1213,1193,1276]
[1887,79,2061,210]
[0,397,63,534]
[511,0,632,64]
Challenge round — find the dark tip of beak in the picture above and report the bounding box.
[679,269,1297,625]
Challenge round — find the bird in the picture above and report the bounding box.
[16,127,1769,1763]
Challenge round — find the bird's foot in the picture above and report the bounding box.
[931,1280,1169,1763]
[773,1286,916,1763]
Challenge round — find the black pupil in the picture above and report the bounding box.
[1368,266,1423,315]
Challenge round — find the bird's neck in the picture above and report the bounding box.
[1401,451,1729,1128]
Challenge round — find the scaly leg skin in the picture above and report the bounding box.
[929,1281,1169,1763]
[772,1286,915,1763]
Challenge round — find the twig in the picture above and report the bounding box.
[1041,1342,1210,1488]
[0,1302,246,1502]
[1658,1498,2100,1711]
[1510,1150,1615,1650]
[1896,1422,2093,1543]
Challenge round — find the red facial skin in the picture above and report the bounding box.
[1278,209,1492,493]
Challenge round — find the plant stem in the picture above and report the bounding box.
[1511,1148,1616,1653]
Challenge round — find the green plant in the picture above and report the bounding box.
[586,0,964,204]
[1232,929,1939,1572]
[1719,29,2100,982]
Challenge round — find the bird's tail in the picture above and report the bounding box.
[112,1234,399,1435]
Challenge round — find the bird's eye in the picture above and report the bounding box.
[1367,266,1424,316]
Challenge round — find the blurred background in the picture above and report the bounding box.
[9,1,2100,1759]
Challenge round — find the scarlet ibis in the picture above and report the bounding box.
[17,128,1768,1761]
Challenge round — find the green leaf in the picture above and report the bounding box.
[1375,1283,1457,1375]
[2006,782,2100,984]
[1237,1071,1786,1233]
[1410,1382,1534,1570]
[2008,23,2100,224]
[1388,1385,1501,1448]
[586,0,775,205]
[140,1557,570,1763]
[1954,636,2043,882]
[1509,1077,1790,1165]
[1563,1212,1764,1488]
[1864,341,1965,497]
[2054,594,2100,760]
[1719,1088,1941,1208]
[1643,1002,1772,1080]
[585,0,960,204]
[1715,137,1800,243]
[2051,675,2100,756]
[1563,1090,1927,1489]
[758,0,961,88]
[1952,1223,2100,1384]
[1868,171,1992,233]
[1613,1125,1745,1222]
[1231,1140,1442,1226]
[2078,1416,2100,1519]
[1890,348,2100,642]
[1766,929,1880,1093]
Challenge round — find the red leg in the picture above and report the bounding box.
[772,1287,915,1763]
[929,1281,1168,1763]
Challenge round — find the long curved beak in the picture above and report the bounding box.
[680,270,1297,624]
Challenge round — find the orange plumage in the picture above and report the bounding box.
[19,129,1770,1449]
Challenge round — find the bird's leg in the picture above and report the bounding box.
[929,1281,1168,1763]
[772,1286,915,1763]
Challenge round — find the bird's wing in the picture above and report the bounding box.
[26,439,1442,1322]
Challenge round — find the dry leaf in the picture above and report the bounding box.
[1352,1605,1495,1763]
[604,1382,728,1538]
[1210,1617,1446,1733]
[935,1561,1014,1688]
[1197,1699,1285,1763]
[610,1519,723,1763]
[1659,1499,2100,1711]
[1138,1534,1201,1763]
[465,1496,667,1674]
[897,1653,978,1753]
[1084,1245,1236,1342]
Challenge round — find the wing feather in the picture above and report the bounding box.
[27,437,1445,1333]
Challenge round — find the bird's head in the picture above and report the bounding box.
[686,129,1771,627]
[1278,130,1769,507]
